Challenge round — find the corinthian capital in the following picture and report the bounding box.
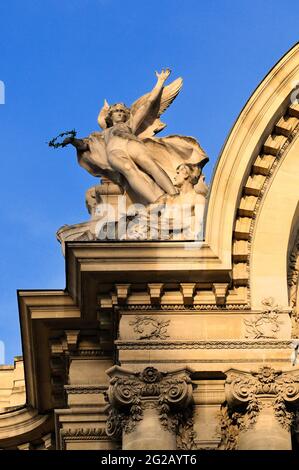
[224,366,299,432]
[105,366,193,436]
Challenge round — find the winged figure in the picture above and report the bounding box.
[63,69,208,204]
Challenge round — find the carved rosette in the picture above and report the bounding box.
[220,366,299,448]
[106,366,193,438]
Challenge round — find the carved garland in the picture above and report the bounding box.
[244,297,282,339]
[129,316,170,340]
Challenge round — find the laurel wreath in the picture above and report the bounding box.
[48,129,77,148]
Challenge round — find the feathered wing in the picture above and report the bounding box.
[97,99,110,129]
[131,77,183,138]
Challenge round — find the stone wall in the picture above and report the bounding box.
[0,357,25,410]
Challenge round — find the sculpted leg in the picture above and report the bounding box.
[128,141,177,196]
[108,150,160,203]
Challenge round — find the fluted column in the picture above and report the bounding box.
[222,366,299,450]
[105,366,193,450]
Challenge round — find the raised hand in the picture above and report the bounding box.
[155,68,171,84]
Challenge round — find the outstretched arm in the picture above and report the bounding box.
[62,136,89,152]
[132,69,171,132]
[149,69,171,103]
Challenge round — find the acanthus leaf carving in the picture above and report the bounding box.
[220,366,299,448]
[175,407,197,450]
[106,367,193,438]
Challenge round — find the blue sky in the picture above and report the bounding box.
[0,0,299,363]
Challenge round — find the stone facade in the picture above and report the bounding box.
[2,45,299,450]
[0,357,25,410]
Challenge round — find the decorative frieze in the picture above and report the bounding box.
[115,339,293,350]
[65,384,107,395]
[60,427,109,450]
[61,427,107,439]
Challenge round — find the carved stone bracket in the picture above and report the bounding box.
[147,284,164,305]
[180,283,196,305]
[50,329,80,355]
[212,283,229,306]
[65,330,80,351]
[105,366,193,440]
[116,284,131,305]
[98,283,248,310]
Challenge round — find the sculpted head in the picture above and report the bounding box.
[106,103,130,126]
[174,163,201,188]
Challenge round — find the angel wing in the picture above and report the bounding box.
[97,99,110,129]
[130,77,183,138]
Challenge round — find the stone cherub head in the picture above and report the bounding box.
[174,163,208,196]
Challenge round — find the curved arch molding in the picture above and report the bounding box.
[206,43,299,307]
